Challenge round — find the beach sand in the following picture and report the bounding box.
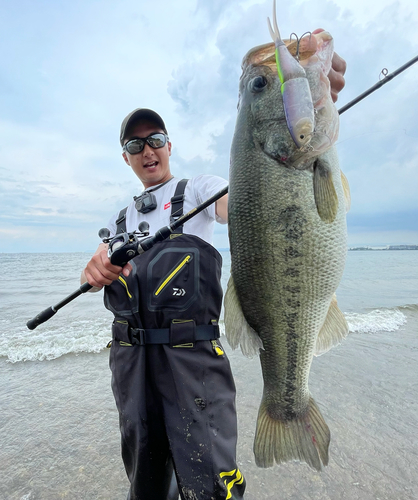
[1,307,417,500]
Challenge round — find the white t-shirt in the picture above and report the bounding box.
[107,174,228,245]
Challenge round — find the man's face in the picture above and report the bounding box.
[122,120,172,188]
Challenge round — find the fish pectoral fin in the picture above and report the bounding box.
[314,294,349,356]
[313,157,339,223]
[340,169,351,213]
[224,276,263,358]
[254,396,330,471]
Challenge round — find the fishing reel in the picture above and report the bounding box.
[98,221,150,267]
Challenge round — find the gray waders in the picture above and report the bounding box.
[104,233,245,500]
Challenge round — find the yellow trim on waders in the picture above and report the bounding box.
[220,469,244,499]
[154,255,192,296]
[118,276,132,298]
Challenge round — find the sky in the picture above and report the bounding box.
[0,0,417,253]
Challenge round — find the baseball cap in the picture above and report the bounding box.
[120,108,168,145]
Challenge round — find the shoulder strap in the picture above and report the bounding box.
[115,179,189,235]
[115,206,128,234]
[170,179,189,234]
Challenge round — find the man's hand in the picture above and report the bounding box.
[312,28,347,102]
[81,243,132,290]
[328,51,347,102]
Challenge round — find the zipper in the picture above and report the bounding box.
[118,276,133,299]
[154,254,192,296]
[211,340,224,356]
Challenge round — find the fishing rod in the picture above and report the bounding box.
[26,55,418,331]
[26,185,228,330]
[338,54,418,115]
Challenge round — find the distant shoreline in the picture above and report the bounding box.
[1,246,418,255]
[348,245,418,251]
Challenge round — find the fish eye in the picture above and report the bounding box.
[249,75,267,93]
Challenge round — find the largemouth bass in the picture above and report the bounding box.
[224,24,351,471]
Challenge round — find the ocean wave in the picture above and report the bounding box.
[0,318,111,363]
[0,306,411,363]
[399,303,418,313]
[345,308,407,334]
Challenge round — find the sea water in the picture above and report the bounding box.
[0,250,415,363]
[0,250,417,500]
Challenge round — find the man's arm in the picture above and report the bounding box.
[215,193,228,223]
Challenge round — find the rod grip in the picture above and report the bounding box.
[26,307,57,330]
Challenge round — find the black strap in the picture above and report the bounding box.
[115,207,128,234]
[115,179,188,235]
[170,179,189,233]
[128,323,219,346]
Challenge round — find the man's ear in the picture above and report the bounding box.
[168,141,172,156]
[122,152,130,165]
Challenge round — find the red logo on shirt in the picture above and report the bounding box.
[164,202,171,210]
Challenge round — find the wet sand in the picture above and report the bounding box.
[1,308,417,500]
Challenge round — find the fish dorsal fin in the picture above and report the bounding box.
[224,275,263,357]
[313,156,339,223]
[340,170,351,213]
[314,294,349,356]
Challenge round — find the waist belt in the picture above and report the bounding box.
[128,322,220,347]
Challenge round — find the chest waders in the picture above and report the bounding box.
[104,182,245,500]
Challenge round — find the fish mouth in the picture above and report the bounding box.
[265,150,292,165]
[263,144,315,170]
[258,133,296,167]
[253,118,293,165]
[253,117,316,168]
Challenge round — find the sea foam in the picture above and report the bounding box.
[0,307,409,363]
[0,318,111,363]
[345,308,407,334]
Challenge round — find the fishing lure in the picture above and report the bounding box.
[267,0,315,149]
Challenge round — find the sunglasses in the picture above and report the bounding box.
[122,133,169,155]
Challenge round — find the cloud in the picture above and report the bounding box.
[0,0,417,252]
[168,0,418,210]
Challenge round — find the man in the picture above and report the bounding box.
[82,51,346,500]
[84,109,241,500]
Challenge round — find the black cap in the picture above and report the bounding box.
[120,108,168,145]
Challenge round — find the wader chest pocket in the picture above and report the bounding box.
[147,248,199,312]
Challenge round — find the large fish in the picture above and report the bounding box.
[224,14,351,471]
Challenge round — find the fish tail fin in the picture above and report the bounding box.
[254,396,330,471]
[224,276,263,357]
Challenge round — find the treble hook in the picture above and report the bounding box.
[296,32,312,60]
[286,31,312,60]
[289,33,300,60]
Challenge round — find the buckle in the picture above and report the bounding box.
[130,328,146,345]
[171,193,185,204]
[170,214,182,223]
